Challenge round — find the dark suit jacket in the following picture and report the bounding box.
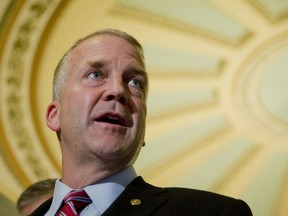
[31,176,252,216]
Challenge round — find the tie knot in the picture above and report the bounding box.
[64,189,91,203]
[57,189,92,216]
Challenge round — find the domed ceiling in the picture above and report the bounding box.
[1,0,288,215]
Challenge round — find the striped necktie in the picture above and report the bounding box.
[57,189,92,216]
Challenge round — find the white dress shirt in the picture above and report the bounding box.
[45,166,137,216]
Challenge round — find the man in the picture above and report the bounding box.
[32,29,252,215]
[17,179,56,216]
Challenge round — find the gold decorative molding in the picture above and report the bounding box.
[248,0,288,22]
[233,30,288,139]
[113,0,253,46]
[0,0,63,186]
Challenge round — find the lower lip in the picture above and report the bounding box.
[94,121,126,128]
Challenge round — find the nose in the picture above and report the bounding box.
[103,78,128,105]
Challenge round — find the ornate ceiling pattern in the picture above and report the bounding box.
[1,0,288,215]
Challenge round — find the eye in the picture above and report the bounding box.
[128,79,143,89]
[87,71,103,79]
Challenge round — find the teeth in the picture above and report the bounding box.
[108,116,118,120]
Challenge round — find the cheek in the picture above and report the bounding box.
[59,91,89,122]
[138,103,147,127]
[132,98,147,116]
[133,105,147,139]
[62,89,93,110]
[137,101,147,126]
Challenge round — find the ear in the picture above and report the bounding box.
[46,101,60,132]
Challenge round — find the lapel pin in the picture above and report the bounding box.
[130,198,141,206]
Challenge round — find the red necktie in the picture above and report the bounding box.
[57,189,92,216]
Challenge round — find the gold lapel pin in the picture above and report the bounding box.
[130,198,141,206]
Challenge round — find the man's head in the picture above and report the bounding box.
[45,29,148,170]
[17,179,56,216]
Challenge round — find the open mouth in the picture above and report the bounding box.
[96,115,126,126]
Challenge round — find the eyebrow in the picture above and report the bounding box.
[87,60,147,76]
[87,60,105,68]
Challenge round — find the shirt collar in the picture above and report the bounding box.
[45,166,137,216]
[85,166,137,213]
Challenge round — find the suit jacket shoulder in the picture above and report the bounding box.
[103,177,253,216]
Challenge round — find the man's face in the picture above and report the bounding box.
[48,35,148,166]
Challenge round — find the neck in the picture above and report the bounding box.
[61,153,127,189]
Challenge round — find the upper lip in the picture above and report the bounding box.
[94,112,129,127]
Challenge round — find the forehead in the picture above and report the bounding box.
[70,35,144,66]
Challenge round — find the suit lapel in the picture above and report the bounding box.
[102,177,168,216]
